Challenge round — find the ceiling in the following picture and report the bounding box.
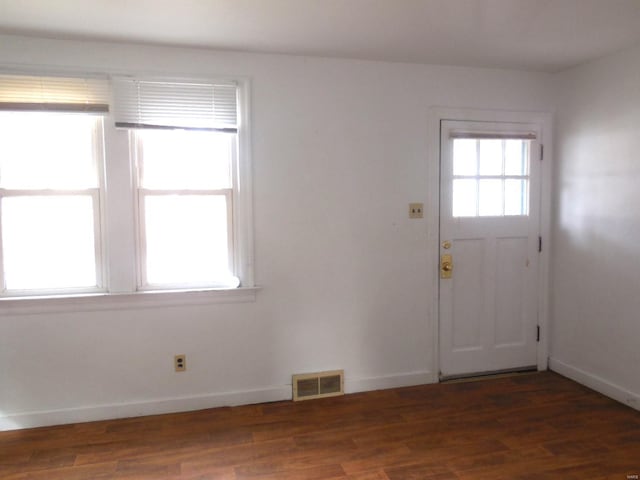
[1,0,640,72]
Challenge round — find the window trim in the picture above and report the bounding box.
[231,78,254,288]
[0,287,260,315]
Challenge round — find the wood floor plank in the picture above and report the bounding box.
[1,372,639,479]
[343,469,390,480]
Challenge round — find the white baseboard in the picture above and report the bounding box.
[0,370,436,431]
[0,385,292,432]
[549,357,640,411]
[345,370,435,394]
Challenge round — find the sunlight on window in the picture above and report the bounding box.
[453,179,477,217]
[0,113,97,189]
[137,128,237,288]
[479,139,503,176]
[2,196,97,290]
[139,130,232,190]
[505,140,528,176]
[453,139,477,176]
[144,195,231,285]
[478,179,503,216]
[505,179,529,216]
[0,112,100,293]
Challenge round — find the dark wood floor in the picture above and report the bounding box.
[1,371,639,479]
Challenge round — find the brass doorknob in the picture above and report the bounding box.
[440,253,453,278]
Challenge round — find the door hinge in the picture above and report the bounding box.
[536,325,541,342]
[540,144,544,161]
[538,236,542,253]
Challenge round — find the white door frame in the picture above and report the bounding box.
[426,107,553,382]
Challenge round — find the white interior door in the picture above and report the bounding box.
[439,120,541,379]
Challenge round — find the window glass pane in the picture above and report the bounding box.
[505,140,528,176]
[479,139,503,176]
[505,179,529,216]
[0,112,97,189]
[478,179,503,216]
[139,130,232,190]
[453,179,477,217]
[2,196,97,290]
[144,195,230,285]
[453,139,477,176]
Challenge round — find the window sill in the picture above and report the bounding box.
[0,287,260,316]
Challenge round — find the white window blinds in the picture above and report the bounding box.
[0,73,109,113]
[112,77,238,132]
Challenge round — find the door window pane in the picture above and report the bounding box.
[505,140,528,176]
[505,179,529,216]
[479,139,502,176]
[2,196,97,290]
[453,139,477,176]
[453,179,477,217]
[478,179,503,216]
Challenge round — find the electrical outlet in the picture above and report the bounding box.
[174,354,186,372]
[409,203,424,219]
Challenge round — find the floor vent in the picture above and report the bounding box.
[292,370,344,401]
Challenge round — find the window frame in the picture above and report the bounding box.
[0,113,107,297]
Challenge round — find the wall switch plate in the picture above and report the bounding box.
[174,354,186,372]
[409,203,424,218]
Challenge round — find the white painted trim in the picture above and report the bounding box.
[0,383,290,431]
[426,106,554,380]
[550,357,640,411]
[235,78,255,287]
[344,370,435,394]
[535,115,553,372]
[0,286,260,316]
[426,107,442,385]
[0,370,434,431]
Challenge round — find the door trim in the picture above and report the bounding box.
[426,107,553,383]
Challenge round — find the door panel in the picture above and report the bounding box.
[494,237,527,346]
[439,120,540,378]
[451,238,484,350]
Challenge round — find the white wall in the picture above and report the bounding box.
[0,35,555,430]
[550,42,640,409]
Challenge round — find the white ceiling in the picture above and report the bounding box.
[1,0,640,72]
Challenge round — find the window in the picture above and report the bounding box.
[0,72,253,300]
[0,73,108,296]
[452,135,531,217]
[0,113,103,293]
[114,77,245,290]
[133,129,238,288]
